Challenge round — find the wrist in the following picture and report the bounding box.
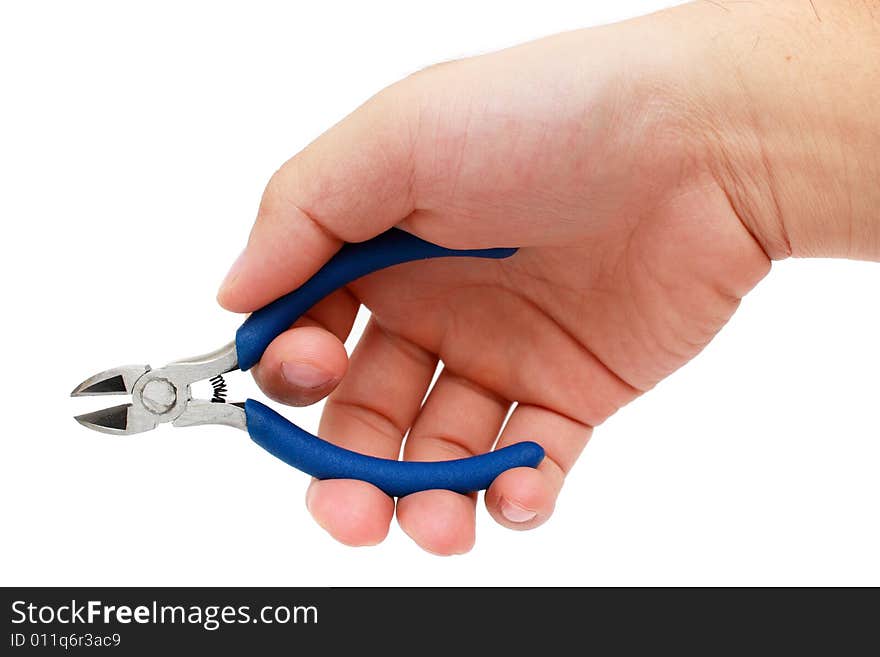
[672,1,880,261]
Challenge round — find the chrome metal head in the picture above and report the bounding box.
[71,342,246,434]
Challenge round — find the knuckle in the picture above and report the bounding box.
[258,164,294,218]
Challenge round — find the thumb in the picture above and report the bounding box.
[217,77,424,313]
[218,24,644,312]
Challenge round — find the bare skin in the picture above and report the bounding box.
[217,1,880,554]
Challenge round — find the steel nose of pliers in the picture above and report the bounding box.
[71,365,155,435]
[71,228,545,498]
[72,343,244,435]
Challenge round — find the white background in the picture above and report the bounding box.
[1,0,878,586]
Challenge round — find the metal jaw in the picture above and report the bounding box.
[71,342,246,435]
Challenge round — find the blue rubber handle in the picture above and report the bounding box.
[233,228,540,495]
[245,400,545,497]
[235,228,517,370]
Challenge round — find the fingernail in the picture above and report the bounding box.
[218,248,247,297]
[282,361,334,389]
[500,499,537,523]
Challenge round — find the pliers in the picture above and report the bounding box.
[71,229,544,498]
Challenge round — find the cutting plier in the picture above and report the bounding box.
[71,229,544,497]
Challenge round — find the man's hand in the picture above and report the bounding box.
[217,0,880,554]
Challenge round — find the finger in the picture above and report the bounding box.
[396,369,510,555]
[295,287,361,341]
[308,319,438,546]
[252,326,347,407]
[252,289,359,406]
[217,79,422,313]
[485,404,592,530]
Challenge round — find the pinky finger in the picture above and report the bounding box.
[485,404,592,530]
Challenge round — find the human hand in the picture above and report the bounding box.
[217,0,880,554]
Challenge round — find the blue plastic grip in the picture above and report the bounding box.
[245,400,544,497]
[235,229,535,495]
[235,228,517,370]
